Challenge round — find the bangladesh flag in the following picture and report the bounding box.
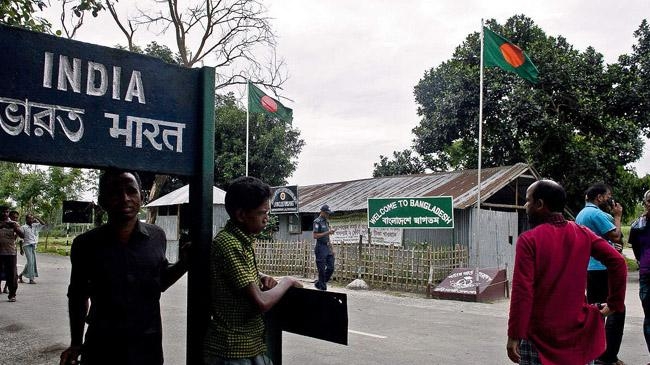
[483,27,539,84]
[248,81,293,121]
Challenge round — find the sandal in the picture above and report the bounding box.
[8,296,16,302]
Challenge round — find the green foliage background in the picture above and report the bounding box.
[376,15,650,220]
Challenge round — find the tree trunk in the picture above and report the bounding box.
[146,174,169,224]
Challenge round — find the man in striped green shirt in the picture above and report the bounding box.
[203,176,302,365]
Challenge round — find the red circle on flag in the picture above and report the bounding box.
[499,43,525,68]
[261,96,278,113]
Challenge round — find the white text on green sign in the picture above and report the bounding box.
[367,197,454,229]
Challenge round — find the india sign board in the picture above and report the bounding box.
[0,24,204,175]
[270,185,299,214]
[367,196,454,229]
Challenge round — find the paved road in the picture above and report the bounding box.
[0,253,647,365]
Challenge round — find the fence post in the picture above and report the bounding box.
[357,234,362,278]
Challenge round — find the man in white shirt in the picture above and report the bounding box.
[19,213,46,284]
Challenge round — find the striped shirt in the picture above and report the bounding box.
[203,220,264,359]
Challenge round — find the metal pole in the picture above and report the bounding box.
[187,66,215,365]
[475,20,485,296]
[246,80,250,176]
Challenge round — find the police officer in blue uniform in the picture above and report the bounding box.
[313,205,336,290]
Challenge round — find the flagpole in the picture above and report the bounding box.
[246,80,250,176]
[475,19,485,296]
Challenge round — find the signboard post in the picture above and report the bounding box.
[367,197,454,229]
[0,24,214,364]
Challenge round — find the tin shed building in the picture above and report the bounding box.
[273,163,539,270]
[145,184,228,261]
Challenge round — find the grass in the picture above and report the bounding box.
[626,256,639,271]
[36,236,74,256]
[621,225,639,271]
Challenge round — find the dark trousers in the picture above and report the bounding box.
[587,269,625,362]
[315,243,335,289]
[316,254,335,283]
[640,273,650,354]
[82,329,163,365]
[0,255,17,297]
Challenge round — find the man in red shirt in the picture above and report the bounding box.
[507,180,627,365]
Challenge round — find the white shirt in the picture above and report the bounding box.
[21,222,43,246]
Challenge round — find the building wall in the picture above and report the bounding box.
[468,208,519,280]
[273,209,472,249]
[274,214,307,242]
[402,209,470,249]
[152,204,229,262]
[273,207,520,280]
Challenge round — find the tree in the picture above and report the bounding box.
[0,163,87,223]
[0,0,104,34]
[102,0,293,207]
[373,149,425,177]
[214,93,304,187]
[393,15,649,216]
[103,0,287,91]
[0,0,51,32]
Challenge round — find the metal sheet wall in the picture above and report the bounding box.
[402,209,470,249]
[153,204,229,262]
[468,208,518,280]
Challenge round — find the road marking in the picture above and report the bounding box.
[348,329,387,339]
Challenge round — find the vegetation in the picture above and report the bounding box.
[214,93,304,188]
[375,15,650,220]
[0,163,91,224]
[0,1,303,208]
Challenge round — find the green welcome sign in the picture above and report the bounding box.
[367,197,454,229]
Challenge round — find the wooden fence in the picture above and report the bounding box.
[255,241,468,293]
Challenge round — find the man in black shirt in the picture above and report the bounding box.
[60,170,189,365]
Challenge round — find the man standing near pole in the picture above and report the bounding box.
[507,180,626,365]
[60,169,189,365]
[313,205,336,291]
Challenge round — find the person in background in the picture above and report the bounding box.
[203,176,302,365]
[507,180,627,365]
[2,210,19,293]
[59,169,189,365]
[0,206,24,302]
[6,210,20,292]
[628,189,650,363]
[575,183,626,365]
[18,213,46,284]
[313,204,336,291]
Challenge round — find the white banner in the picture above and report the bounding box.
[329,213,402,246]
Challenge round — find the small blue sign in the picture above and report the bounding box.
[0,25,203,175]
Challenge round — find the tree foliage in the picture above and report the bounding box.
[373,149,425,177]
[103,0,294,206]
[214,93,304,187]
[0,0,104,34]
[379,15,649,216]
[0,0,51,32]
[0,164,88,223]
[109,0,286,90]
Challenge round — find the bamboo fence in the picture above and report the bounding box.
[254,240,468,293]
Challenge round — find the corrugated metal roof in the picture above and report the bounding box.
[297,163,539,213]
[145,184,226,207]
